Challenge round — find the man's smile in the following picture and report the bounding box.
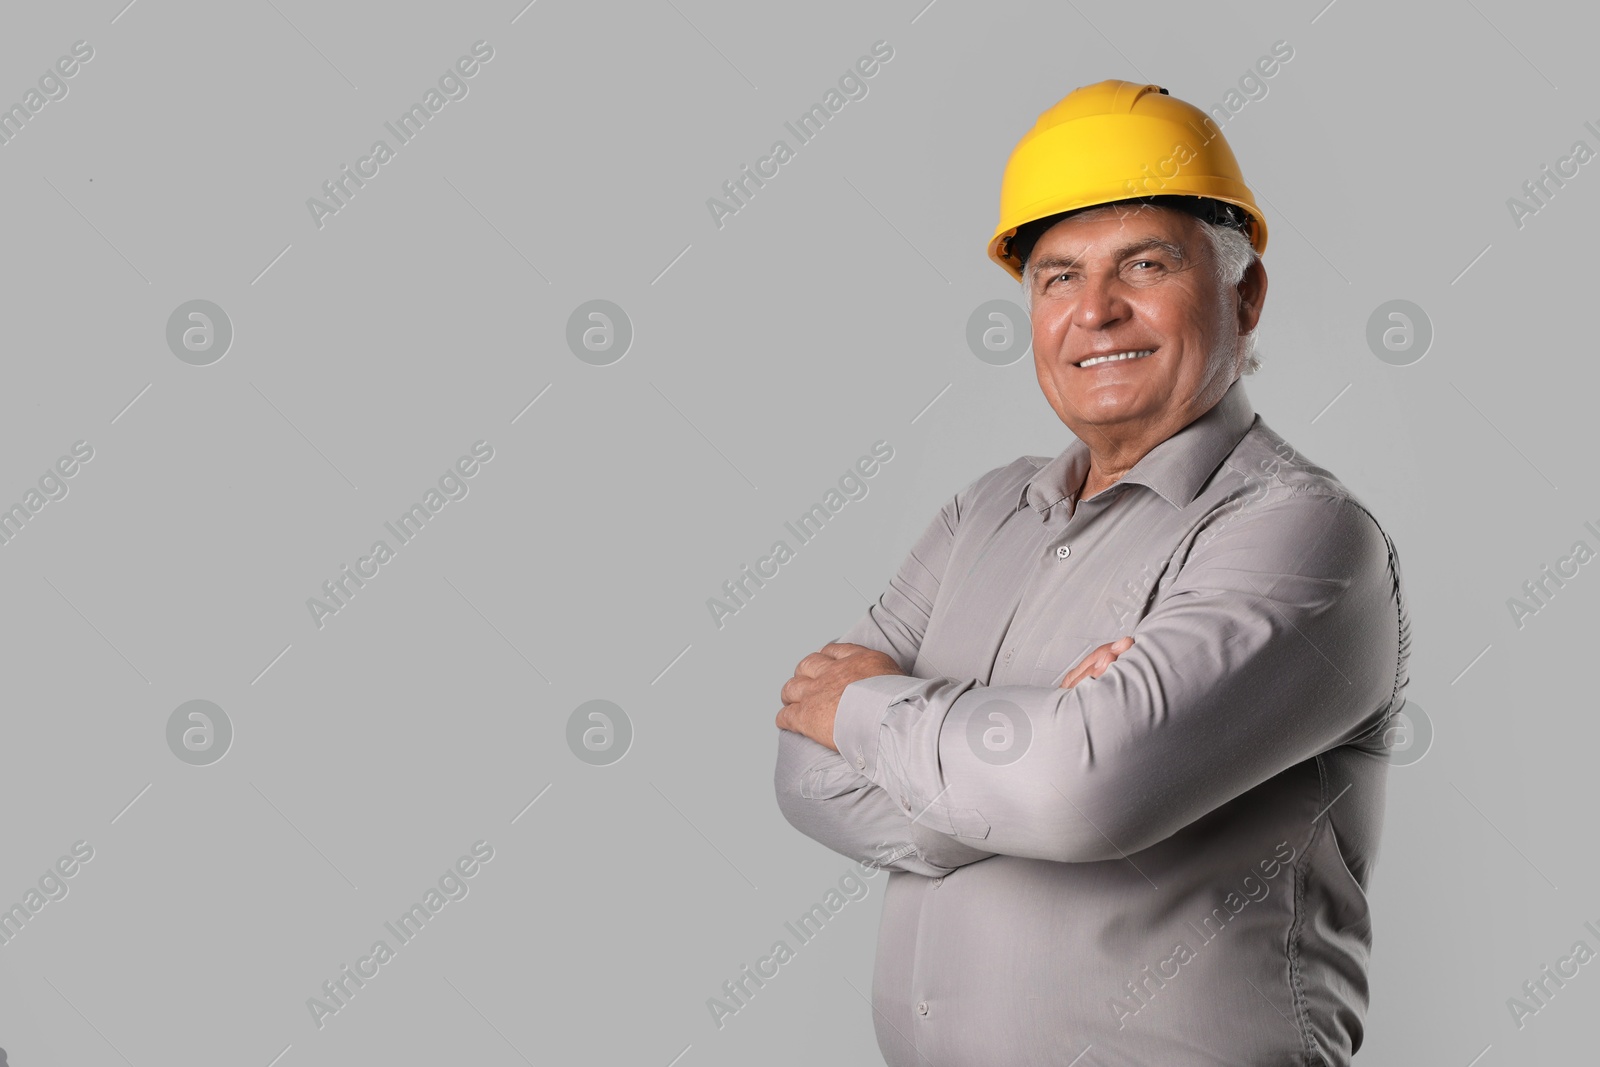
[1074,347,1157,369]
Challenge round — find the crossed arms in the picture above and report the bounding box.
[773,482,1405,873]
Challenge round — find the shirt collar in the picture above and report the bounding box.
[1017,378,1258,515]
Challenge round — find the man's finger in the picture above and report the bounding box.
[1059,659,1093,690]
[1059,636,1136,689]
[1079,652,1112,684]
[793,650,841,679]
[798,642,878,678]
[779,672,814,705]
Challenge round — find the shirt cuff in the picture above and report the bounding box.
[832,674,935,785]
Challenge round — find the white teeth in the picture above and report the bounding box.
[1077,349,1154,368]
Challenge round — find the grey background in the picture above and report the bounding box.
[0,0,1591,1063]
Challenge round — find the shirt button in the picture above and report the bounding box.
[855,755,865,770]
[899,795,910,809]
[1056,544,1070,559]
[931,877,943,888]
[916,1001,929,1015]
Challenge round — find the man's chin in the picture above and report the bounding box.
[1055,387,1152,428]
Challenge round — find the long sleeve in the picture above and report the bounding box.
[774,487,1000,876]
[831,489,1408,865]
[774,730,999,876]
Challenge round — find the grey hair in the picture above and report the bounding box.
[1019,202,1262,375]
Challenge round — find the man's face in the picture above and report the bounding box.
[1025,206,1264,448]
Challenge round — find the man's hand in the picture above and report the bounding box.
[777,642,907,753]
[1059,635,1134,689]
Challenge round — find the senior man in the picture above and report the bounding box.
[773,80,1411,1066]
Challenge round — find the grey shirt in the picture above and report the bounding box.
[774,379,1411,1066]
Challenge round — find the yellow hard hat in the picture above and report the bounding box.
[987,79,1268,281]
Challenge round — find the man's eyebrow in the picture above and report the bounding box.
[1029,238,1187,277]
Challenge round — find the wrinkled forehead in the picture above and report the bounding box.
[1016,201,1204,267]
[1028,209,1202,272]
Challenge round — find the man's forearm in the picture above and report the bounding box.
[772,486,983,873]
[775,728,998,876]
[830,497,1404,865]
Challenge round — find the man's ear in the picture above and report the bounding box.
[1236,259,1268,334]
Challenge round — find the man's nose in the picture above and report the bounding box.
[1071,274,1130,331]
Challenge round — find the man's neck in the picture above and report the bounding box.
[1078,467,1119,501]
[1071,375,1240,500]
